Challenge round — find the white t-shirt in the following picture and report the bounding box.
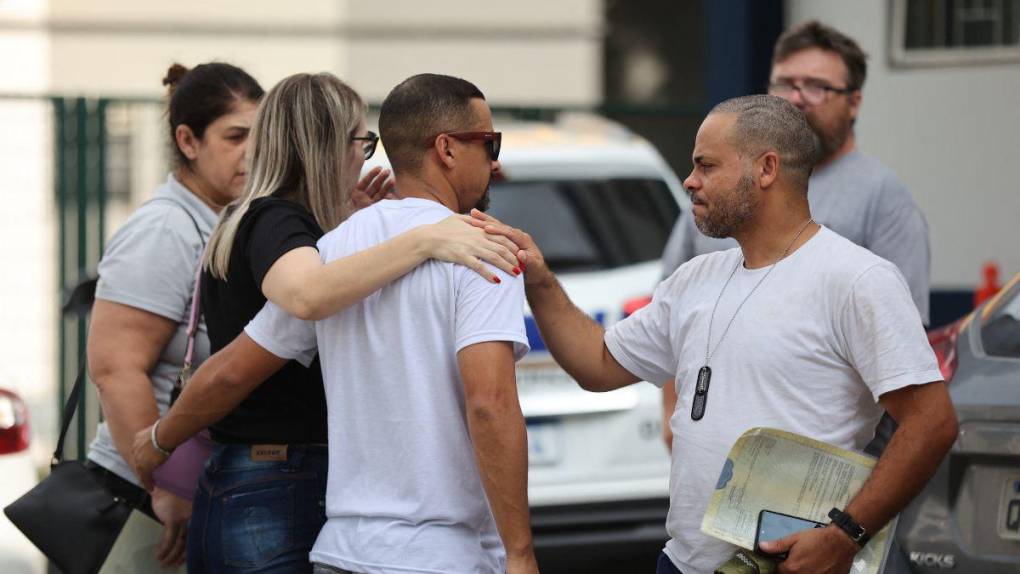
[604,226,941,574]
[245,197,530,574]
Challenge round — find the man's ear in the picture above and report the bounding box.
[175,125,200,161]
[434,133,457,169]
[848,89,862,123]
[758,151,780,190]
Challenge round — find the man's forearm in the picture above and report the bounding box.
[157,371,244,450]
[459,341,536,566]
[843,396,957,536]
[156,336,287,450]
[526,277,632,391]
[156,353,260,450]
[467,402,532,558]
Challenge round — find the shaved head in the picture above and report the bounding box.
[709,95,819,190]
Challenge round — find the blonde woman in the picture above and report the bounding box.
[140,73,521,573]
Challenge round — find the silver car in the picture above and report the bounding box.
[890,273,1020,572]
[0,387,44,574]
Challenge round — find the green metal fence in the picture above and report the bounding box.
[54,97,109,460]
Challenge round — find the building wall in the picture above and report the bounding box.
[0,0,56,460]
[787,0,1020,289]
[35,0,603,202]
[39,0,601,104]
[44,0,346,96]
[343,1,602,106]
[0,1,604,457]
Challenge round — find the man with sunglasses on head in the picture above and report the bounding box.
[660,21,932,453]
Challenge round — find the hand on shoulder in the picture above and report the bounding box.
[467,209,554,288]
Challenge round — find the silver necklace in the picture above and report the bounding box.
[690,218,815,421]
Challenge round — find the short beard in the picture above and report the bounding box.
[694,173,758,238]
[809,112,853,163]
[473,187,491,213]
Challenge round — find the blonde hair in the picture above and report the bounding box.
[205,73,365,279]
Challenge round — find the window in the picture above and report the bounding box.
[486,178,680,272]
[104,104,133,203]
[981,282,1020,358]
[891,0,1020,66]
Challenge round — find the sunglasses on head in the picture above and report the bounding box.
[433,131,502,161]
[351,130,379,160]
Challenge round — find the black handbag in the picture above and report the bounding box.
[3,360,135,574]
[5,196,206,572]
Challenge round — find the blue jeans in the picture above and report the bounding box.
[187,443,328,574]
[656,551,683,574]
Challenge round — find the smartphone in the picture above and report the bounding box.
[754,509,824,560]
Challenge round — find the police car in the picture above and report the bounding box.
[365,113,686,560]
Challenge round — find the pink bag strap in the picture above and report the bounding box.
[177,251,206,388]
[145,194,207,388]
[183,260,203,371]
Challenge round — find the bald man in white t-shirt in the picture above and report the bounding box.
[475,95,956,574]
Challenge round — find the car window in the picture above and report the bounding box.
[487,178,680,272]
[981,283,1020,358]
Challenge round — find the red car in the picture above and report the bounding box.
[0,387,44,573]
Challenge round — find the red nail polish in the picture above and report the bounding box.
[493,276,501,284]
[513,267,521,275]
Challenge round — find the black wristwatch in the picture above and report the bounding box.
[828,507,870,547]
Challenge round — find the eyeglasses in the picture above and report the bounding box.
[351,130,379,160]
[767,81,856,106]
[433,131,502,161]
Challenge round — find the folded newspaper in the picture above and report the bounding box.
[701,427,895,574]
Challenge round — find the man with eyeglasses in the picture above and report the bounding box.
[660,21,931,453]
[475,94,955,574]
[663,20,929,320]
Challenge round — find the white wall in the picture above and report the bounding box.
[0,0,56,462]
[787,0,1020,289]
[44,0,347,96]
[39,0,601,104]
[343,1,602,105]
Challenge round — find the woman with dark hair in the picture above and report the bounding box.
[85,61,264,568]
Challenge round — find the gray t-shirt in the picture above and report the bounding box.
[86,173,217,485]
[661,149,931,323]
